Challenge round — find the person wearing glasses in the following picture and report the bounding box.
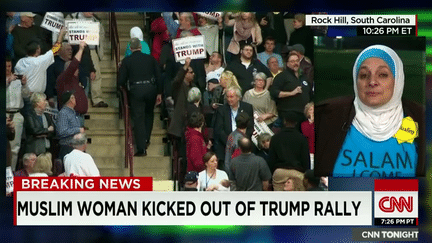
[270,52,312,127]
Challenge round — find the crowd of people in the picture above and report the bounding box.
[6,11,327,194]
[6,12,104,195]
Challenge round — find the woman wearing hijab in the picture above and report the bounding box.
[124,26,151,57]
[315,45,424,177]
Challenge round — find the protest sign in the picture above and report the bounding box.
[172,35,207,62]
[41,12,65,33]
[66,20,100,45]
[251,111,274,147]
[196,12,223,21]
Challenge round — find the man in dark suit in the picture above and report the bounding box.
[214,86,254,169]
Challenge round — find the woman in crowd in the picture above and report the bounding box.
[24,92,55,155]
[197,152,229,191]
[225,12,262,57]
[301,102,315,168]
[211,70,241,109]
[256,133,272,165]
[243,72,278,127]
[29,152,53,177]
[185,112,211,172]
[197,14,223,56]
[315,45,424,177]
[272,169,304,191]
[124,26,151,57]
[283,177,295,191]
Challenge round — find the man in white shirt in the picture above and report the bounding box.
[14,27,66,93]
[64,133,100,177]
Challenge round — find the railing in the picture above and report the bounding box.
[109,12,134,176]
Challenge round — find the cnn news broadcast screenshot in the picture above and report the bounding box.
[1,1,432,242]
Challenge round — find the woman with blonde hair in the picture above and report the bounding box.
[301,102,315,168]
[211,70,241,109]
[30,152,53,177]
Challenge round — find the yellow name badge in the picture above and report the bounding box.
[393,116,419,144]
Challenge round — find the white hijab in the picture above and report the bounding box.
[130,27,144,41]
[352,45,404,142]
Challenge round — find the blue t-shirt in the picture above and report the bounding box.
[333,124,417,178]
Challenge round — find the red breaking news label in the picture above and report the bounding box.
[374,179,418,191]
[14,177,153,191]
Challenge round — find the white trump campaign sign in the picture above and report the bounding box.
[172,36,207,62]
[66,20,100,45]
[41,13,65,33]
[196,12,223,21]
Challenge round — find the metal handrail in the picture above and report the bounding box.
[109,12,134,176]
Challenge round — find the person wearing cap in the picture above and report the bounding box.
[56,90,85,163]
[203,52,224,107]
[315,45,424,178]
[288,13,314,64]
[270,52,312,127]
[183,171,199,191]
[56,41,89,118]
[64,133,100,177]
[230,137,272,191]
[119,38,162,156]
[284,43,314,86]
[213,86,254,169]
[11,12,50,62]
[224,111,250,179]
[257,36,284,69]
[14,24,66,94]
[268,111,310,191]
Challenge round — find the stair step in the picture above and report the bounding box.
[87,133,166,145]
[88,142,166,157]
[153,180,174,191]
[93,155,170,168]
[98,168,171,180]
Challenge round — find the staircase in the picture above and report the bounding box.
[84,12,173,191]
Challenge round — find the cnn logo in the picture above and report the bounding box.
[378,196,413,213]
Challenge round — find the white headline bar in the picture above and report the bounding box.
[306,15,416,26]
[16,191,372,226]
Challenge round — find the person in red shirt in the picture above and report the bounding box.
[300,102,314,168]
[56,41,88,117]
[185,112,212,172]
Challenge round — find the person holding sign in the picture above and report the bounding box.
[119,38,162,156]
[14,26,66,94]
[315,45,424,177]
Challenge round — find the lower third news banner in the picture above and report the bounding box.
[14,178,372,226]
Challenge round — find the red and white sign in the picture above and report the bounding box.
[374,179,418,219]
